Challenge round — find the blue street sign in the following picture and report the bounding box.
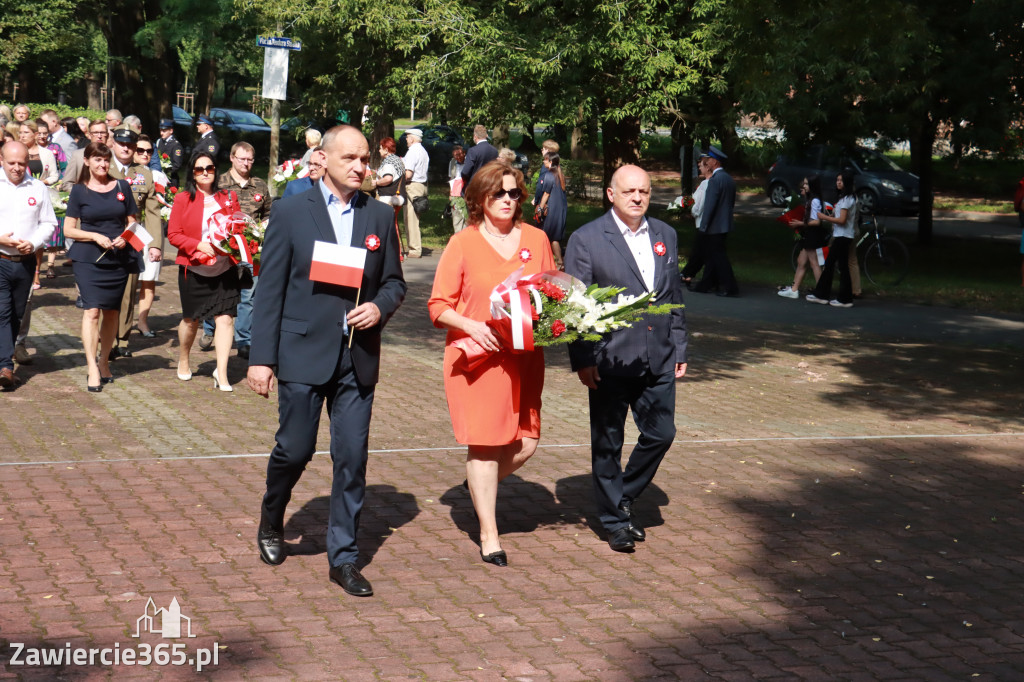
[257,36,302,51]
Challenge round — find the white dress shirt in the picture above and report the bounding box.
[611,209,655,292]
[403,143,430,183]
[0,173,58,256]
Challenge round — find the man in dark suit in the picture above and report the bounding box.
[564,164,688,552]
[281,148,325,197]
[459,124,498,193]
[248,126,406,597]
[690,146,739,297]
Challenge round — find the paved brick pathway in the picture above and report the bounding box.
[2,255,1023,680]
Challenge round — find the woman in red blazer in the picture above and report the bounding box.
[167,151,241,391]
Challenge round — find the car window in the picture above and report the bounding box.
[847,148,903,172]
[229,111,269,126]
[212,111,227,123]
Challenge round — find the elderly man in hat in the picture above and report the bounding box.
[689,146,739,297]
[401,128,429,258]
[155,117,184,186]
[108,125,165,358]
[195,114,221,162]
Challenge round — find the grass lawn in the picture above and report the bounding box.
[414,182,1024,315]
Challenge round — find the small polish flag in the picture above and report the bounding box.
[120,222,153,251]
[309,240,366,289]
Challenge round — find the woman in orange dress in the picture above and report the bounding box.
[428,160,555,567]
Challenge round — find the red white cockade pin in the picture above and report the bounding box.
[365,234,381,251]
[116,192,125,202]
[27,197,36,207]
[518,248,532,263]
[253,193,264,203]
[653,241,667,256]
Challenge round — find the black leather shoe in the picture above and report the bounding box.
[619,500,645,542]
[329,563,373,596]
[237,345,250,360]
[481,550,508,567]
[108,347,132,361]
[607,527,635,552]
[257,520,286,566]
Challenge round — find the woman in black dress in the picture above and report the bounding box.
[537,153,568,268]
[62,142,141,392]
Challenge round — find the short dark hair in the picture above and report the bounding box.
[464,160,526,226]
[78,142,113,183]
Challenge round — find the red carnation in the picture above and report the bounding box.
[249,240,259,253]
[539,280,565,301]
[551,320,567,337]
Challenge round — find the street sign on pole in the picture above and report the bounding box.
[257,36,302,50]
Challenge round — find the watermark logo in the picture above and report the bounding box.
[133,597,195,639]
[9,596,218,672]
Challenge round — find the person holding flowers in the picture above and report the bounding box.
[428,160,555,567]
[166,150,242,391]
[563,164,688,553]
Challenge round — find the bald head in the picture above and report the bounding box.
[2,141,29,184]
[607,164,652,230]
[321,125,370,200]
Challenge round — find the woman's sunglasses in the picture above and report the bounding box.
[136,147,153,154]
[491,187,523,201]
[193,165,216,174]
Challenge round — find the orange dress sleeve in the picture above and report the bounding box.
[427,232,466,330]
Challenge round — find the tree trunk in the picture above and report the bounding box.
[571,105,599,161]
[910,121,935,246]
[369,110,394,166]
[195,58,217,115]
[493,123,510,149]
[601,115,642,208]
[85,72,103,110]
[518,118,539,153]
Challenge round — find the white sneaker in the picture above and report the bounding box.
[777,287,799,299]
[805,294,828,304]
[829,299,853,308]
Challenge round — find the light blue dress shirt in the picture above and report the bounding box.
[318,181,356,335]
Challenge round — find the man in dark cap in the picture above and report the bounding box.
[195,114,220,162]
[155,118,184,186]
[108,125,165,359]
[690,145,739,297]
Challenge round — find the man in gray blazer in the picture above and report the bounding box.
[248,126,406,597]
[690,146,739,296]
[564,165,688,552]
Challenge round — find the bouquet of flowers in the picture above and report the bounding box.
[272,158,309,194]
[667,194,695,212]
[52,191,70,219]
[452,267,683,371]
[208,212,268,273]
[158,186,180,221]
[159,152,172,171]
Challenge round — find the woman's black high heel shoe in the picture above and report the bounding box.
[100,376,115,385]
[481,550,508,567]
[87,376,102,393]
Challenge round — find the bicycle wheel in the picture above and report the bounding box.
[863,237,909,287]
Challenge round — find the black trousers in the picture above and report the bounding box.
[692,233,738,295]
[261,343,375,567]
[680,231,707,280]
[813,236,853,304]
[588,370,677,532]
[0,257,34,371]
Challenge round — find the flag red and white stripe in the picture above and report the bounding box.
[120,222,153,251]
[309,240,365,288]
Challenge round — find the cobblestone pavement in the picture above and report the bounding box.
[2,255,1023,680]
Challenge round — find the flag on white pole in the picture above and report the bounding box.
[309,240,365,288]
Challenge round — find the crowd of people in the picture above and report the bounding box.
[0,104,266,392]
[5,110,687,599]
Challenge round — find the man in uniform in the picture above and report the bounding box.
[155,118,184,186]
[401,128,429,259]
[195,114,220,162]
[108,125,164,359]
[197,142,270,358]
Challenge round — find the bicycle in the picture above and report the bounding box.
[790,211,909,287]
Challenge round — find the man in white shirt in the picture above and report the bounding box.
[401,128,430,258]
[0,142,57,389]
[40,109,75,159]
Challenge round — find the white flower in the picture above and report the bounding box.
[273,173,285,183]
